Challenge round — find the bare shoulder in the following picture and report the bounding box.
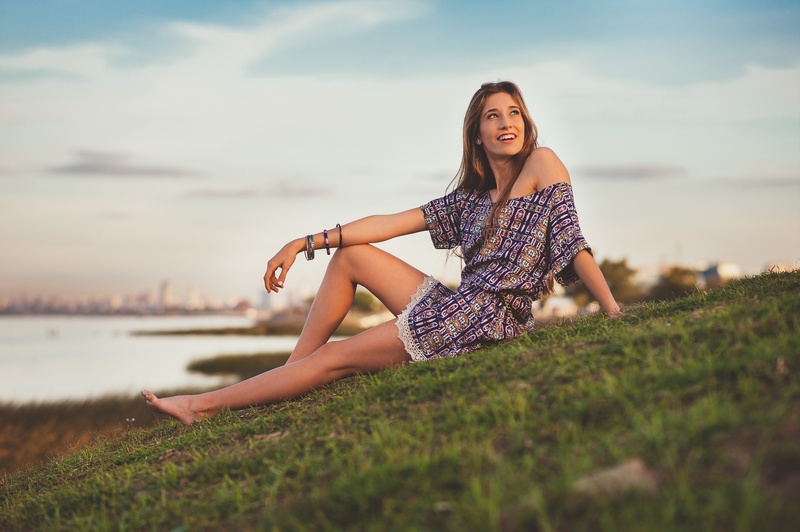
[524,147,571,191]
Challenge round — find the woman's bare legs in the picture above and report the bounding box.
[287,244,427,363]
[142,319,411,425]
[143,245,429,425]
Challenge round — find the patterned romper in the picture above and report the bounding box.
[396,181,591,361]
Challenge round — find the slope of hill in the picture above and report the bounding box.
[2,271,798,530]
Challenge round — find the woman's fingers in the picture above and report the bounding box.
[276,266,288,288]
[268,272,284,292]
[269,270,284,292]
[264,260,282,292]
[264,259,292,292]
[264,242,299,292]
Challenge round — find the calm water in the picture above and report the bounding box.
[0,315,299,403]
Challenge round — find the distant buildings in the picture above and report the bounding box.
[698,261,742,289]
[0,280,253,316]
[159,280,176,310]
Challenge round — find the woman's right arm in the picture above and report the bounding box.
[264,207,427,293]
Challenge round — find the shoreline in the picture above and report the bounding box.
[132,314,375,337]
[0,313,372,472]
[0,349,291,473]
[0,389,183,474]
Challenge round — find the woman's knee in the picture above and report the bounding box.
[329,244,376,278]
[329,244,425,316]
[332,244,373,265]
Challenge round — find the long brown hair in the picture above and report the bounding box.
[453,81,554,294]
[454,81,539,225]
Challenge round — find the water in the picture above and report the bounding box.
[0,315,299,403]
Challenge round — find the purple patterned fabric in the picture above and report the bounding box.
[396,181,590,361]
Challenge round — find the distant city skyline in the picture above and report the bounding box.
[1,0,798,300]
[0,277,254,314]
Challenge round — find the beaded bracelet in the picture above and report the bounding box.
[323,229,331,255]
[304,234,315,261]
[336,223,343,249]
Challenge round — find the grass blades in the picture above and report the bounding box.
[1,271,798,530]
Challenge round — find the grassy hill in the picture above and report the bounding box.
[1,271,798,530]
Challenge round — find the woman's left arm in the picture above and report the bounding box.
[572,250,623,317]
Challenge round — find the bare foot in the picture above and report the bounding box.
[141,389,210,426]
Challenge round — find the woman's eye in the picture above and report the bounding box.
[510,109,520,115]
[487,112,498,119]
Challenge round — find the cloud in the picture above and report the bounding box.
[156,0,428,77]
[0,43,124,81]
[186,180,331,198]
[0,1,427,83]
[708,176,800,188]
[0,68,85,83]
[98,211,133,220]
[49,151,200,178]
[577,163,687,180]
[753,178,800,188]
[243,0,428,75]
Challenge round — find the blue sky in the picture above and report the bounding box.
[1,0,798,303]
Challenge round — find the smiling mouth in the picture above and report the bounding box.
[498,134,516,141]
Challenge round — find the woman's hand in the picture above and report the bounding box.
[605,303,624,319]
[263,238,304,293]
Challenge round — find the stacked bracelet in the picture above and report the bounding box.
[304,227,340,261]
[304,234,315,261]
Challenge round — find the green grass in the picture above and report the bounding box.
[0,395,160,475]
[2,271,798,531]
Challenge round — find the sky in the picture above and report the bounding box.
[1,0,798,304]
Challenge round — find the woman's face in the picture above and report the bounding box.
[477,91,525,160]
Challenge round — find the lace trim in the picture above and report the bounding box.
[396,275,439,362]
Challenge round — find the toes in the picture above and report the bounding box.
[141,390,160,408]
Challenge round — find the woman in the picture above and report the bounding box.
[143,81,621,425]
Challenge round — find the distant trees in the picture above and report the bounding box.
[647,266,699,301]
[566,258,645,306]
[565,258,704,306]
[351,289,387,313]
